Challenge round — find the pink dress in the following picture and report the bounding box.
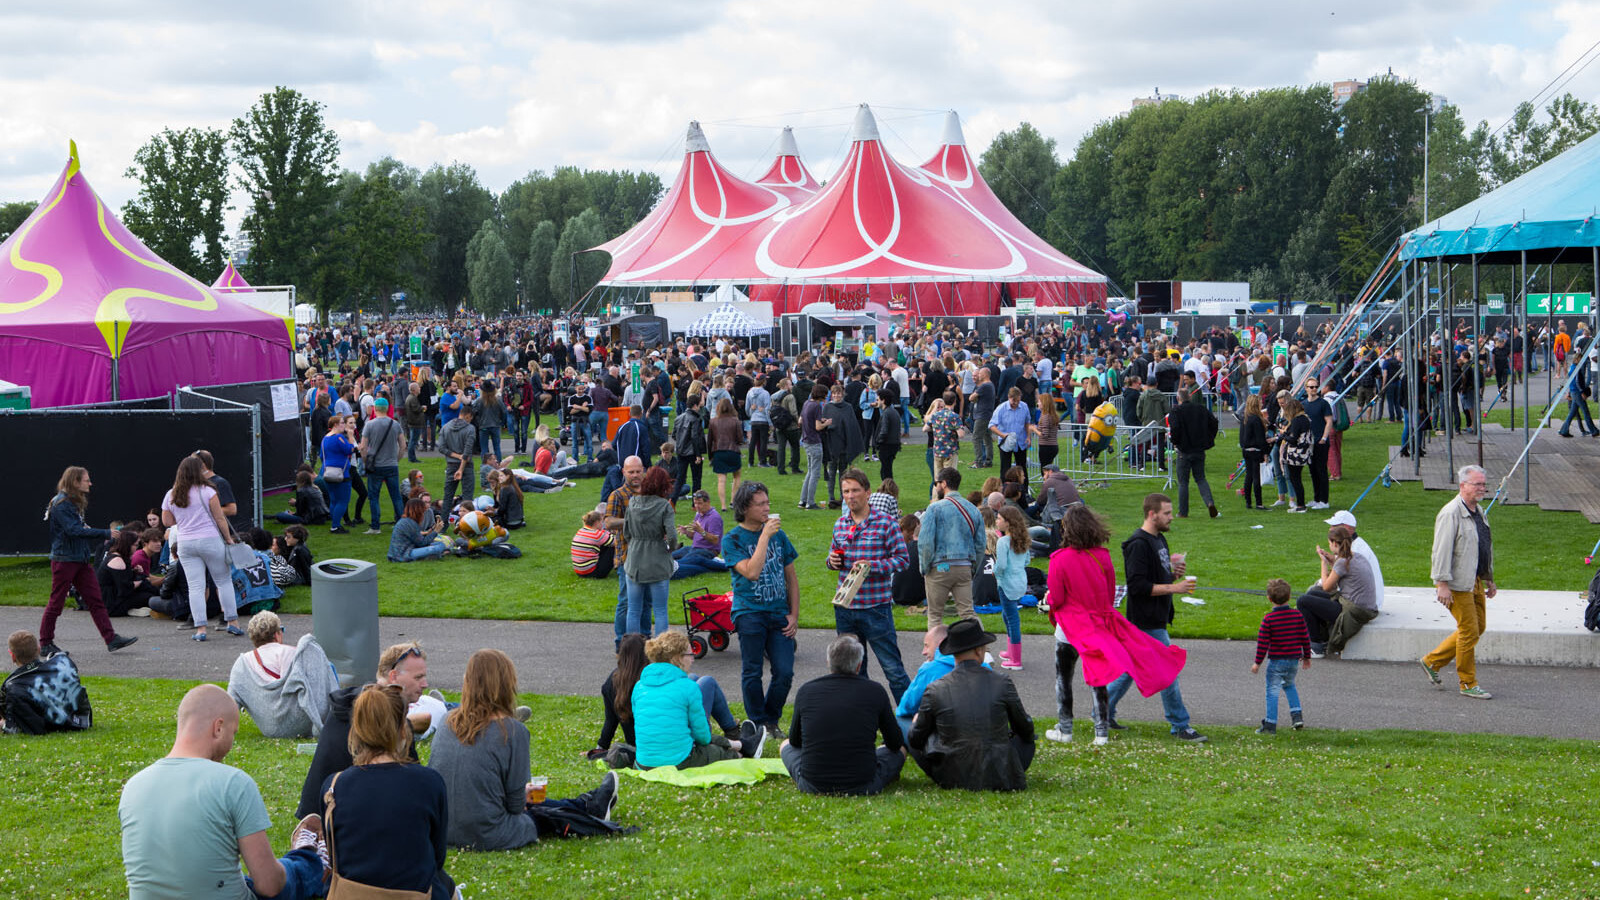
[1046,546,1187,696]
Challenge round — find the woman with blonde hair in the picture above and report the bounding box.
[40,466,136,654]
[631,631,762,768]
[429,649,624,849]
[319,684,456,898]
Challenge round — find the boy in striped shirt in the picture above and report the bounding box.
[1250,579,1310,734]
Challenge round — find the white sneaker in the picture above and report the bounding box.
[1045,726,1072,744]
[1093,733,1110,746]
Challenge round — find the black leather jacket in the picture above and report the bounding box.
[907,661,1035,791]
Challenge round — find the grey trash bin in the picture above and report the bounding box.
[310,559,379,688]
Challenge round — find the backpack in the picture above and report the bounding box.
[1585,569,1600,633]
[769,395,797,432]
[1333,397,1351,432]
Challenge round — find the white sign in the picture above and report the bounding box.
[1015,297,1036,314]
[270,383,299,422]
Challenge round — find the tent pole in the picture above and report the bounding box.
[111,320,121,402]
[1404,260,1418,474]
[1473,254,1482,469]
[1521,250,1530,502]
[1444,263,1454,480]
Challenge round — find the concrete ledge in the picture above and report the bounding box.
[1340,586,1600,667]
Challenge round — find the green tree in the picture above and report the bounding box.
[549,208,609,309]
[120,127,231,276]
[230,87,341,294]
[1412,104,1488,224]
[1487,92,1600,187]
[522,220,558,312]
[348,159,431,319]
[0,201,35,243]
[500,168,662,276]
[465,220,515,314]
[978,122,1059,239]
[417,163,495,311]
[1049,115,1128,287]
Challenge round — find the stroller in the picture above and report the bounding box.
[682,586,735,658]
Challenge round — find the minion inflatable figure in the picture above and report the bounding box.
[1082,400,1120,462]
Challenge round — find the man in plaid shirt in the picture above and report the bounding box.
[827,468,911,702]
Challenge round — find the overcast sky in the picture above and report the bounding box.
[2,0,1597,233]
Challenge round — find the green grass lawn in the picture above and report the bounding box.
[5,676,1596,898]
[3,420,1597,641]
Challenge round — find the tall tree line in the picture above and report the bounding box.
[0,86,664,317]
[982,78,1599,304]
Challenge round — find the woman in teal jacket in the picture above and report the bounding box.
[631,631,761,768]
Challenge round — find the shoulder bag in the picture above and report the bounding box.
[323,771,430,900]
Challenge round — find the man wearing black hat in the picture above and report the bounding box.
[906,619,1035,791]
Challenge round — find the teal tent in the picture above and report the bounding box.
[1401,130,1600,263]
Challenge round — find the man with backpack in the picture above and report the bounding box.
[769,378,802,475]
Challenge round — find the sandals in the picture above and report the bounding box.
[225,624,246,637]
[193,632,208,642]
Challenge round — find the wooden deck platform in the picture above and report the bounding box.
[1387,423,1600,523]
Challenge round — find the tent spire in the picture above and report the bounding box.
[938,110,966,147]
[67,139,81,179]
[848,104,880,143]
[776,126,800,157]
[685,121,711,154]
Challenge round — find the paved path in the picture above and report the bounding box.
[17,606,1600,742]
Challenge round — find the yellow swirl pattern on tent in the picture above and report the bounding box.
[0,142,77,315]
[92,193,218,357]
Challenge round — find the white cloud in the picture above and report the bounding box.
[0,0,1595,234]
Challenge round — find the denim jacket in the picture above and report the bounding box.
[46,493,109,563]
[918,496,984,573]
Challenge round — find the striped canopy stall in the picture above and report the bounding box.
[686,302,766,338]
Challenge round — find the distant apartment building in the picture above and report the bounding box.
[1332,79,1366,108]
[1132,88,1180,109]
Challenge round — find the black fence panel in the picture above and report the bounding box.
[178,380,303,491]
[0,408,254,556]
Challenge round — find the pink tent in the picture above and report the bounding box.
[594,122,793,285]
[754,127,821,200]
[0,144,293,408]
[212,260,254,292]
[590,106,1106,317]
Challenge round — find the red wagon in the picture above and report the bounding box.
[682,587,734,658]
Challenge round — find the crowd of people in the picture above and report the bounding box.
[5,310,1539,896]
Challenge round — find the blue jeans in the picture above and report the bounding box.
[1263,657,1302,724]
[405,425,424,461]
[367,464,403,527]
[734,611,796,728]
[1106,627,1191,732]
[326,478,352,530]
[695,674,738,733]
[403,544,446,561]
[672,547,728,580]
[833,604,909,703]
[245,846,323,900]
[478,426,503,460]
[1561,394,1597,435]
[588,410,610,461]
[613,569,630,645]
[898,398,910,434]
[509,411,526,452]
[998,587,1022,643]
[626,577,668,636]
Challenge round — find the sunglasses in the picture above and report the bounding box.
[395,644,424,665]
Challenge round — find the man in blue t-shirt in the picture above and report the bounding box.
[722,481,799,740]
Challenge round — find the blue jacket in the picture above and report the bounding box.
[895,652,993,718]
[47,494,109,563]
[631,662,709,768]
[918,496,984,573]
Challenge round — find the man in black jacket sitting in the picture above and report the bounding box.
[780,635,906,795]
[907,620,1035,791]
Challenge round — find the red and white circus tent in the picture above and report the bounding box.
[588,104,1107,317]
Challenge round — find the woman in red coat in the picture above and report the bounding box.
[1045,504,1187,745]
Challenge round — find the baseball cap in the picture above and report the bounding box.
[1324,510,1357,527]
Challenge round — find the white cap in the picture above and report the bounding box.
[1324,510,1357,527]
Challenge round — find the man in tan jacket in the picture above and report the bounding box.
[1421,465,1496,699]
